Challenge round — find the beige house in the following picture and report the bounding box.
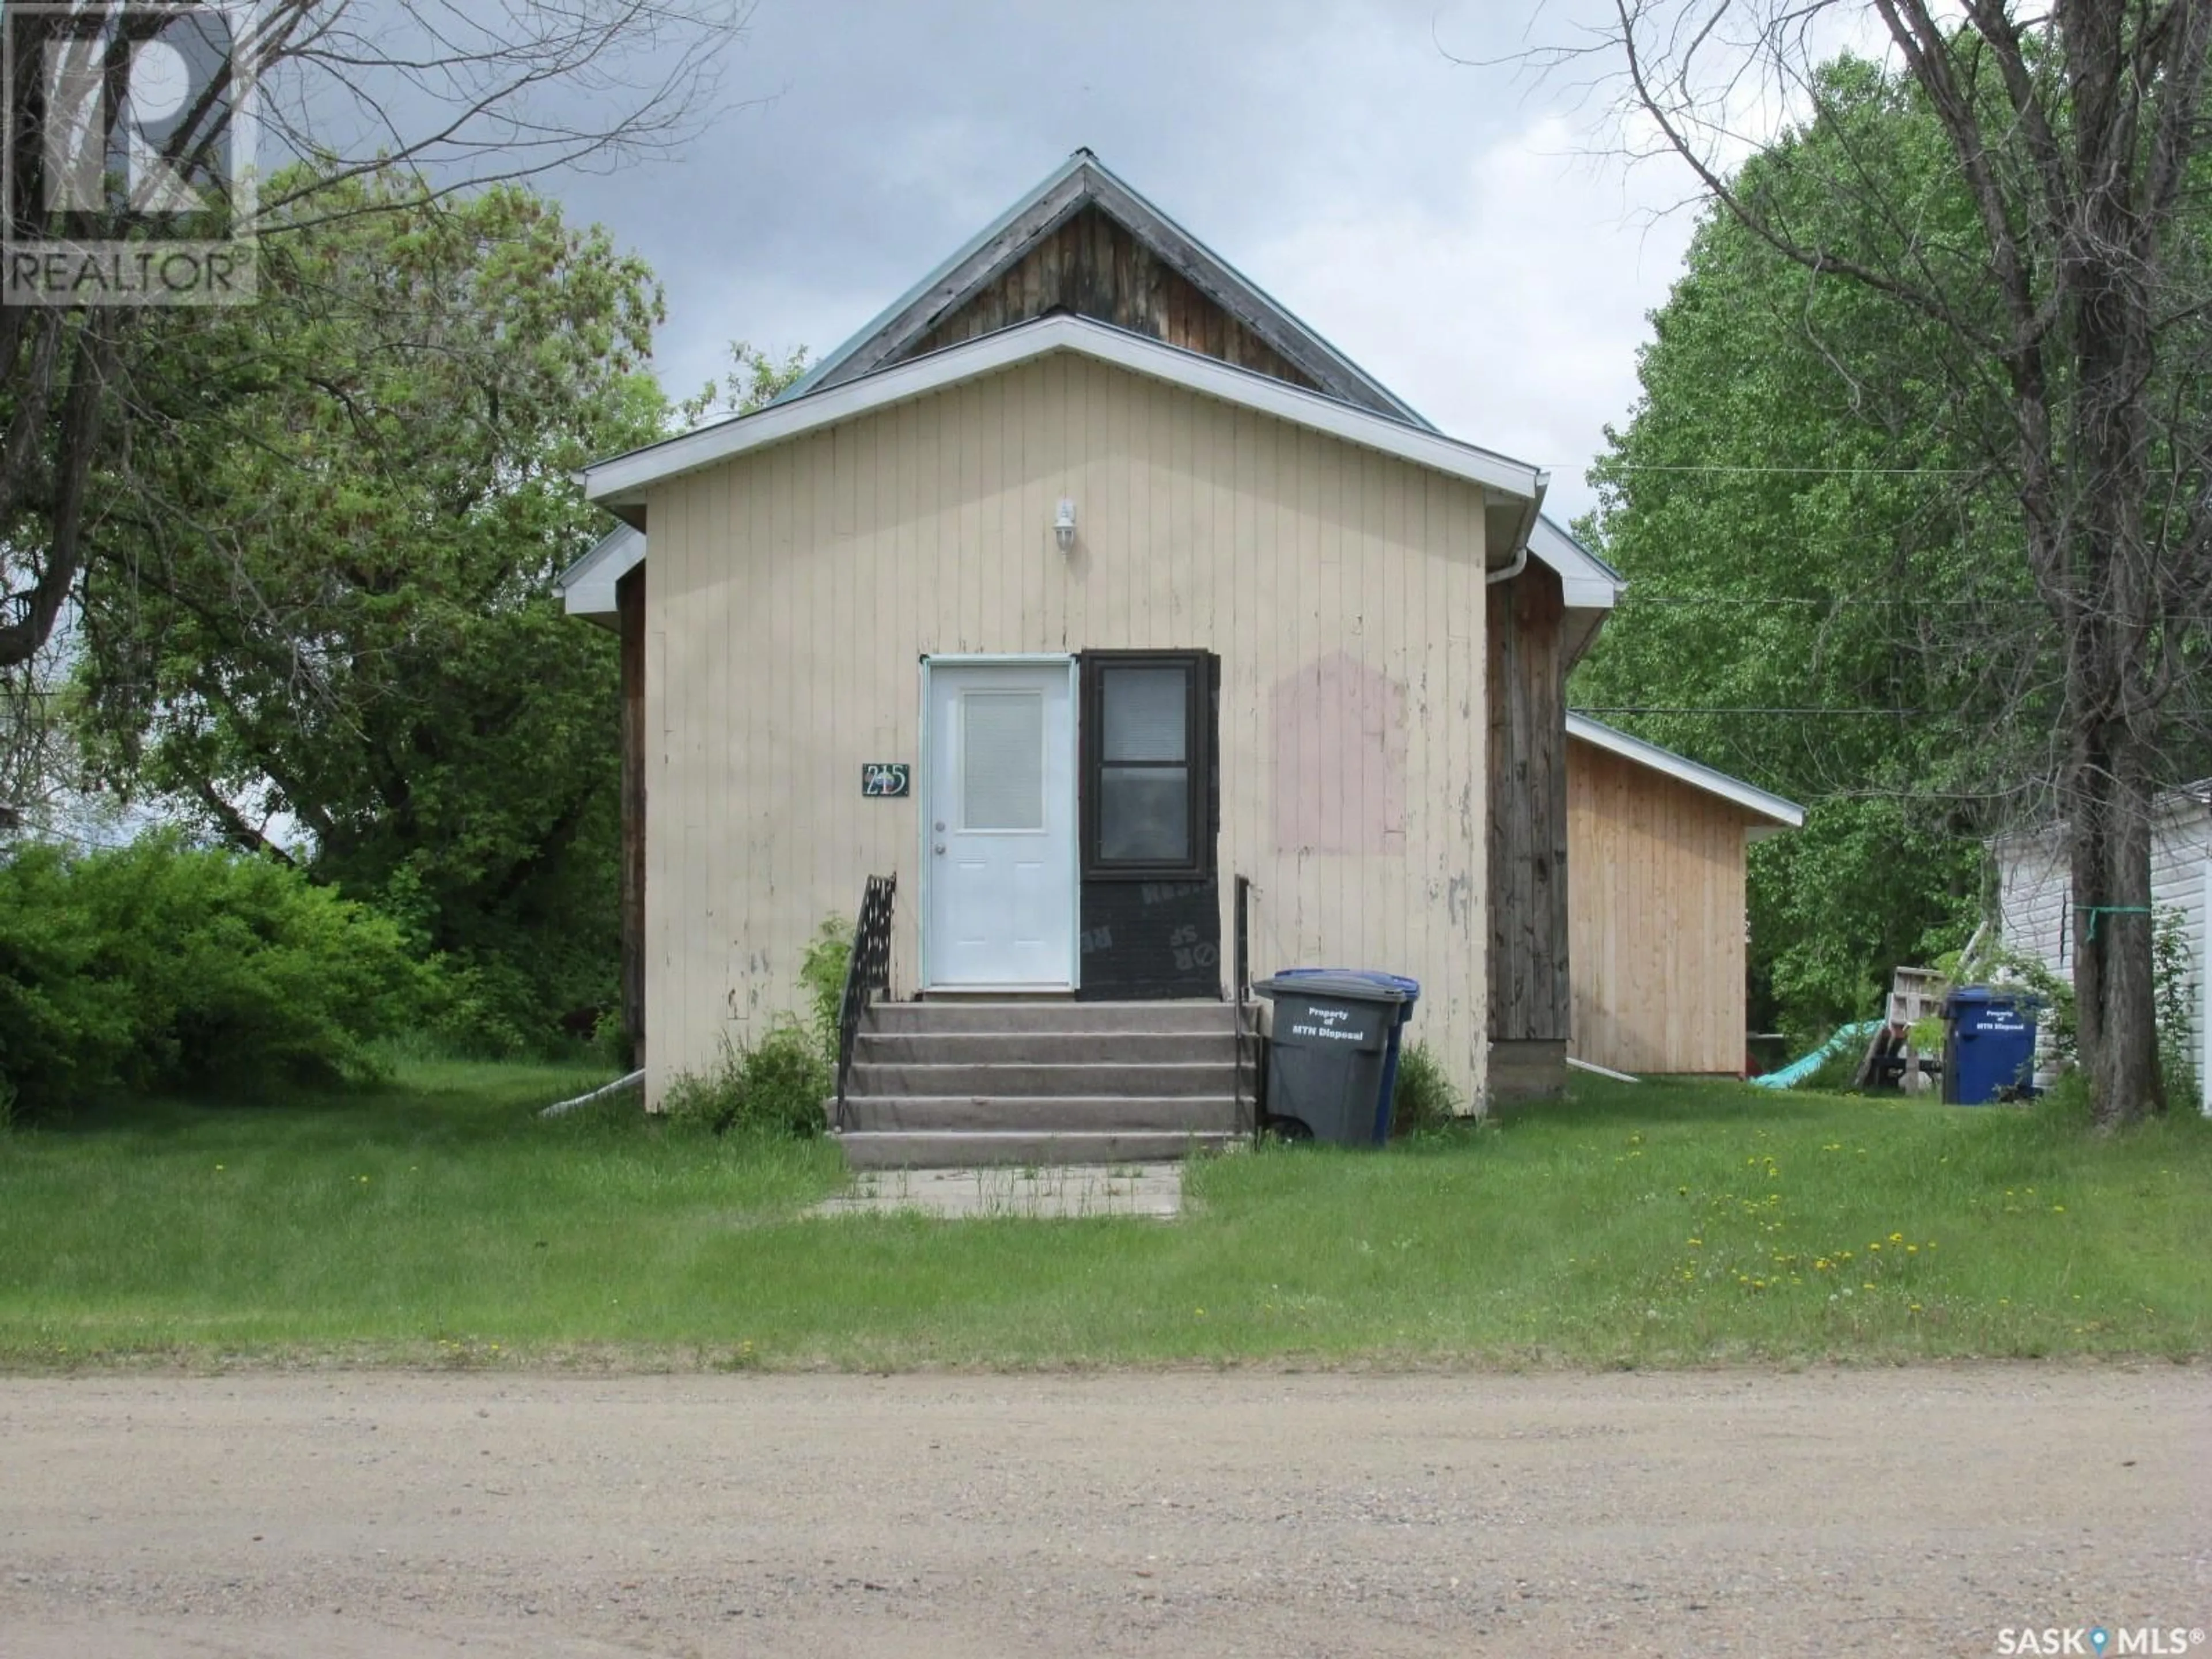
[558,151,1798,1147]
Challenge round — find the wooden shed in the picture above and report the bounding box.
[1564,714,1804,1078]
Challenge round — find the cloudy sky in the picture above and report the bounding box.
[556,0,1715,523]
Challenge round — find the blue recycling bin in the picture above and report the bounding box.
[1942,987,2040,1104]
[1259,968,1421,1143]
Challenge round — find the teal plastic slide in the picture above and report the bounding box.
[1749,1020,1881,1090]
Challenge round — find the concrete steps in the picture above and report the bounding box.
[842,1094,1241,1133]
[857,1030,1237,1066]
[832,1000,1249,1169]
[838,1130,1240,1169]
[847,1061,1233,1099]
[862,999,1235,1034]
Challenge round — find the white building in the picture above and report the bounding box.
[1993,787,2212,1114]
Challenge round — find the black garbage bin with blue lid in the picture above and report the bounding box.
[1252,969,1421,1145]
[1941,986,2040,1104]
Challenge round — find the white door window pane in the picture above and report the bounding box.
[963,691,1044,830]
[1099,766,1190,861]
[1103,667,1187,762]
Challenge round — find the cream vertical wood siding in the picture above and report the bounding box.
[642,351,1490,1107]
[1566,737,1753,1076]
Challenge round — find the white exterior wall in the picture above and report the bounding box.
[1994,799,2212,1112]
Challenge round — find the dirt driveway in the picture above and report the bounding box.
[2,1366,2205,1657]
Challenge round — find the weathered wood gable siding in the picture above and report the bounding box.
[1997,801,2212,1110]
[1567,738,1753,1076]
[641,352,1490,1107]
[1487,563,1570,1049]
[906,207,1319,391]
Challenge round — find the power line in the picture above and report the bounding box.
[1574,706,1924,716]
[1600,463,1978,476]
[1620,592,2043,607]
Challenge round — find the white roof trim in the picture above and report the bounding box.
[1531,516,1623,612]
[578,314,1547,512]
[1567,713,1805,828]
[554,522,643,622]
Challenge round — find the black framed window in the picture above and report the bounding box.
[1081,652,1214,878]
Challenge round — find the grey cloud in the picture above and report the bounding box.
[554,0,1691,516]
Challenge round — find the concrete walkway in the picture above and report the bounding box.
[812,1161,1184,1219]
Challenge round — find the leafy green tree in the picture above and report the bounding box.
[75,171,669,1048]
[0,0,736,681]
[1574,68,2005,1035]
[1577,3,2212,1124]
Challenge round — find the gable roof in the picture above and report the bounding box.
[1530,516,1623,667]
[1566,713,1804,831]
[774,149,1431,427]
[553,522,645,630]
[577,313,1547,532]
[1531,517,1623,612]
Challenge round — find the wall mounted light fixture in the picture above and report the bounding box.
[1054,498,1077,552]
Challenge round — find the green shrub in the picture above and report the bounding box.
[661,1024,829,1140]
[798,918,852,1063]
[589,1007,630,1072]
[1389,1041,1463,1135]
[2154,906,2198,1108]
[0,835,425,1108]
[1793,1036,1866,1094]
[416,955,554,1060]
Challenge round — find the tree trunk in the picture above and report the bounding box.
[2065,732,2163,1126]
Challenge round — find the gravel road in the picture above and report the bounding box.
[2,1366,2205,1657]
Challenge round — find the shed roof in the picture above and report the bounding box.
[775,149,1431,427]
[1566,712,1805,831]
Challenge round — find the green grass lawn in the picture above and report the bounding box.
[1,1060,2206,1369]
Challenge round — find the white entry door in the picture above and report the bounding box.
[922,658,1078,989]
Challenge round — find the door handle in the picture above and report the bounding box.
[934,844,946,854]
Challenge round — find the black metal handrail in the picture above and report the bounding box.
[835,873,896,1130]
[1233,873,1257,1145]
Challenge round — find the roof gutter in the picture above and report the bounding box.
[1487,471,1551,585]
